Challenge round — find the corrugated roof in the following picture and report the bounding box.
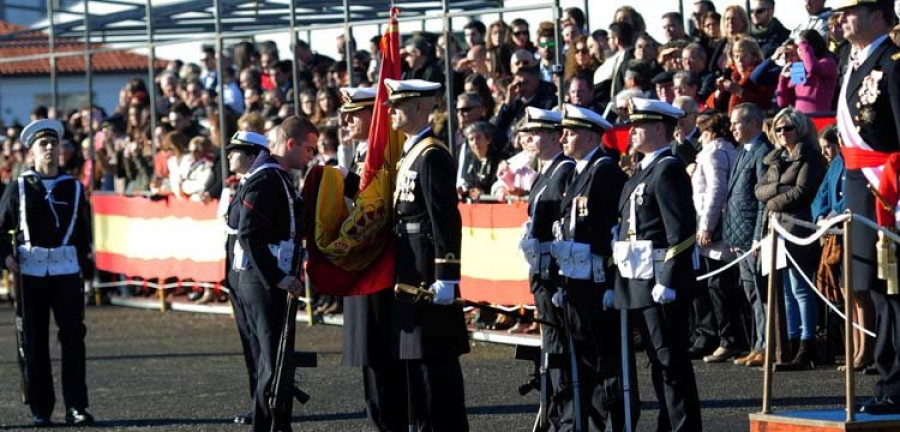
[0,20,166,76]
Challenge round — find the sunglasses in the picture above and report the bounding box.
[456,106,480,112]
[538,41,556,48]
[575,48,589,55]
[514,31,529,37]
[751,8,770,15]
[774,125,796,133]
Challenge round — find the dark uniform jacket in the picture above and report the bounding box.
[235,154,304,292]
[723,134,774,248]
[393,129,469,360]
[0,171,93,280]
[527,153,575,284]
[559,147,625,259]
[615,149,697,310]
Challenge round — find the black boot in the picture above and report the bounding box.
[790,339,817,369]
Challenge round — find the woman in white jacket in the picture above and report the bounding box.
[691,112,742,363]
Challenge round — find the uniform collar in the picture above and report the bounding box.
[639,146,670,170]
[403,126,432,154]
[540,150,564,174]
[575,145,601,174]
[855,34,889,66]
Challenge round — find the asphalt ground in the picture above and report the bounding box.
[0,305,881,431]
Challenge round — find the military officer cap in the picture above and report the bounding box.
[226,131,269,152]
[831,0,891,12]
[518,107,563,132]
[628,97,684,126]
[560,103,612,133]
[340,87,377,113]
[384,78,442,104]
[21,119,65,149]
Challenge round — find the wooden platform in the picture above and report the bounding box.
[750,410,900,431]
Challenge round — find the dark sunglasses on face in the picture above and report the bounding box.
[514,31,529,37]
[774,125,796,133]
[538,41,556,48]
[575,48,589,55]
[457,106,479,113]
[751,8,769,15]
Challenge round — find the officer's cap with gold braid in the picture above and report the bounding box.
[628,97,683,126]
[831,0,890,12]
[225,131,269,152]
[518,107,563,132]
[384,78,441,104]
[339,87,377,113]
[560,103,612,133]
[21,119,64,149]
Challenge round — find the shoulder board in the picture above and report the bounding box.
[892,52,900,61]
[589,155,615,170]
[549,159,575,177]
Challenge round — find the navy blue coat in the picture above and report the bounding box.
[723,134,774,249]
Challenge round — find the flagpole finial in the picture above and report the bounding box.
[391,6,400,17]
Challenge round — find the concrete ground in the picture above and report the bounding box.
[0,305,879,431]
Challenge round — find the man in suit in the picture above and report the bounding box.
[832,0,900,415]
[517,107,574,427]
[493,65,558,143]
[552,104,628,431]
[386,78,470,430]
[337,86,407,432]
[614,98,701,431]
[724,102,774,368]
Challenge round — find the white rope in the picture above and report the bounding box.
[782,247,876,337]
[770,213,852,246]
[853,213,900,245]
[788,216,843,235]
[695,242,760,282]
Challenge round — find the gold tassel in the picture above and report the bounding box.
[877,231,900,295]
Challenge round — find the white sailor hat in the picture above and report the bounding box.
[561,104,612,133]
[384,78,442,104]
[518,107,562,132]
[339,87,378,113]
[628,97,684,126]
[21,119,64,149]
[226,131,269,152]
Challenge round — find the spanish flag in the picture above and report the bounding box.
[302,8,403,295]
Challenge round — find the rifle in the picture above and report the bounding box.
[268,292,317,432]
[11,231,28,404]
[515,344,564,432]
[394,283,559,328]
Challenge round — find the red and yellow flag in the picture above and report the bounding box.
[303,8,403,296]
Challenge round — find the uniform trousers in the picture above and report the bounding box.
[362,361,408,431]
[21,274,88,418]
[235,275,292,432]
[556,278,625,432]
[228,270,258,411]
[635,300,702,432]
[870,289,900,399]
[401,357,469,432]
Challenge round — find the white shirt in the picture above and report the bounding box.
[639,146,670,171]
[854,34,890,67]
[540,151,564,174]
[402,126,433,154]
[575,146,601,174]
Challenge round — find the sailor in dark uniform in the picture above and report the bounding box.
[0,119,94,427]
[230,128,308,432]
[223,132,269,426]
[338,87,377,177]
[338,86,407,431]
[518,107,573,427]
[830,0,900,415]
[613,98,701,431]
[551,104,627,431]
[386,78,470,431]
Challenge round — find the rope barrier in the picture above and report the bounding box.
[695,242,760,282]
[769,213,852,247]
[782,247,876,337]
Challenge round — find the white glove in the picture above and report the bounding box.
[551,288,565,308]
[429,280,457,305]
[651,284,676,304]
[602,289,615,310]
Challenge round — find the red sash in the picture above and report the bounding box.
[841,146,900,227]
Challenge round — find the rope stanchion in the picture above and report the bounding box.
[781,247,876,337]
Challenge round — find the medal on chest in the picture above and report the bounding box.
[858,69,883,124]
[575,196,588,218]
[398,170,417,202]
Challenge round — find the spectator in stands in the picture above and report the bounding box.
[464,73,496,118]
[486,45,513,81]
[560,6,587,35]
[200,45,217,90]
[59,140,86,183]
[709,6,750,75]
[755,107,826,369]
[457,43,489,77]
[490,129,536,200]
[492,65,556,142]
[791,0,832,39]
[588,29,610,64]
[614,6,647,37]
[120,129,152,194]
[464,20,487,49]
[313,126,339,167]
[564,35,599,81]
[750,0,791,57]
[612,88,646,124]
[725,102,773,368]
[487,20,512,50]
[168,102,203,139]
[709,36,773,113]
[177,136,212,200]
[690,0,717,39]
[453,92,487,162]
[295,38,335,77]
[403,37,445,84]
[510,18,535,53]
[244,86,263,113]
[310,87,340,129]
[268,59,294,100]
[595,22,635,106]
[672,95,701,165]
[682,43,717,101]
[161,131,190,196]
[701,11,723,42]
[775,30,837,114]
[238,112,266,134]
[297,89,316,119]
[653,71,676,104]
[535,27,557,83]
[232,41,257,73]
[459,121,499,200]
[691,112,742,364]
[561,25,582,56]
[510,49,537,76]
[156,72,181,116]
[201,109,236,202]
[566,73,602,113]
[258,40,278,91]
[662,12,689,43]
[634,34,660,66]
[673,71,705,110]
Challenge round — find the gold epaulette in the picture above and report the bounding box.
[892,52,900,61]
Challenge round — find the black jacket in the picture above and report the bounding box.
[559,148,625,258]
[614,150,697,310]
[752,19,791,58]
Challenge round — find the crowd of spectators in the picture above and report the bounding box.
[0,1,886,361]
